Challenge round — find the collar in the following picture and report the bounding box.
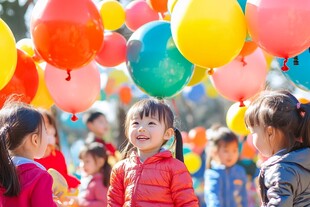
[12,156,46,170]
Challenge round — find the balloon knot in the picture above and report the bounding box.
[281,58,289,72]
[239,100,245,107]
[241,56,247,67]
[71,114,78,122]
[65,69,71,81]
[207,68,214,75]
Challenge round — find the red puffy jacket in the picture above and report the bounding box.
[107,150,199,207]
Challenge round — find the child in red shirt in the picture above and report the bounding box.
[0,101,58,207]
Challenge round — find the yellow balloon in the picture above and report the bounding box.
[0,19,17,90]
[201,78,218,98]
[100,0,125,31]
[187,65,207,86]
[163,13,171,22]
[263,51,274,71]
[184,152,202,174]
[109,69,129,86]
[16,38,35,57]
[226,102,249,136]
[171,0,246,68]
[168,0,178,14]
[31,63,54,109]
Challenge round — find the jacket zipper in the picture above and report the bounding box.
[131,162,143,206]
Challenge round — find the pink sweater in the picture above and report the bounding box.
[78,173,108,207]
[0,162,57,207]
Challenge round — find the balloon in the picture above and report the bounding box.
[239,41,257,58]
[171,0,246,69]
[245,0,310,63]
[99,0,125,31]
[146,0,168,13]
[0,19,17,90]
[210,48,267,106]
[30,0,104,70]
[277,49,310,91]
[125,0,160,32]
[31,64,54,109]
[44,61,101,121]
[299,98,309,104]
[240,137,257,159]
[95,32,127,67]
[226,102,250,136]
[182,84,205,103]
[184,152,202,174]
[237,0,247,13]
[127,21,193,98]
[187,66,207,86]
[0,49,39,107]
[119,85,132,105]
[188,126,207,148]
[16,38,44,63]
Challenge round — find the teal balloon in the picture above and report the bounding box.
[238,0,247,13]
[126,21,193,98]
[277,49,310,91]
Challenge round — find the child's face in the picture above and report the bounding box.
[248,125,272,157]
[35,121,49,159]
[80,153,104,176]
[214,141,239,168]
[88,115,109,137]
[128,113,172,158]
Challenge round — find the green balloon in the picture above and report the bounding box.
[126,21,193,98]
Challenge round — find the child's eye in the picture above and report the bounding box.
[149,122,156,125]
[132,121,139,125]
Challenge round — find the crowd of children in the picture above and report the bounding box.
[1,90,310,207]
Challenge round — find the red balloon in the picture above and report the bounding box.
[30,0,104,70]
[0,49,39,107]
[125,0,160,32]
[95,32,127,67]
[44,61,100,121]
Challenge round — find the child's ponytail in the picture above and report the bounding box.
[297,103,310,147]
[0,125,20,196]
[174,128,184,162]
[101,158,112,187]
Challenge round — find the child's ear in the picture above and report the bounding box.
[266,126,274,138]
[164,128,174,141]
[31,133,40,146]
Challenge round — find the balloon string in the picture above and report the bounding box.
[71,114,78,122]
[281,58,289,72]
[207,68,214,75]
[65,69,71,81]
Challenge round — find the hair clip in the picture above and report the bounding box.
[296,102,301,109]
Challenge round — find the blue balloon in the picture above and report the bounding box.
[277,49,310,91]
[127,21,193,98]
[182,84,205,102]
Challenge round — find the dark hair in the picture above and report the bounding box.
[83,111,106,124]
[206,124,239,169]
[38,108,60,148]
[244,90,310,151]
[0,101,44,196]
[79,143,111,187]
[122,98,184,162]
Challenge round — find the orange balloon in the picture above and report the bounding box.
[240,140,257,160]
[146,0,168,13]
[298,98,309,104]
[188,126,207,147]
[239,41,258,57]
[119,85,132,105]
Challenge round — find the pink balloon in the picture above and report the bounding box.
[210,48,267,106]
[44,61,100,121]
[95,32,127,67]
[125,0,160,32]
[246,0,310,59]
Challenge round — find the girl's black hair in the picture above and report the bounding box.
[245,90,310,152]
[79,143,111,187]
[122,98,184,162]
[0,100,44,196]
